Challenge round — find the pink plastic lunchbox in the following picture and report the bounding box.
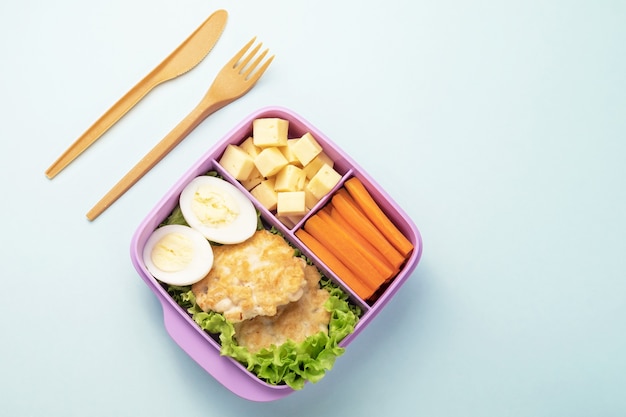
[130,106,423,401]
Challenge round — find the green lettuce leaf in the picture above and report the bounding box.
[166,280,360,390]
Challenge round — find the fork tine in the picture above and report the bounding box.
[242,48,268,79]
[228,37,256,67]
[237,42,262,71]
[245,53,275,84]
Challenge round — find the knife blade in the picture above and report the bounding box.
[45,9,228,179]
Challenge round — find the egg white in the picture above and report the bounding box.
[143,224,214,286]
[179,176,257,244]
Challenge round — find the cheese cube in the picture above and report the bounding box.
[277,191,306,216]
[305,163,341,200]
[240,166,264,190]
[239,136,261,158]
[291,132,322,166]
[288,214,305,226]
[254,147,288,177]
[252,118,289,147]
[302,151,334,180]
[277,215,296,228]
[304,186,320,210]
[219,144,255,180]
[250,178,278,211]
[279,139,301,166]
[274,165,306,192]
[278,214,305,228]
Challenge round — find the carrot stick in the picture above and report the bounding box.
[331,191,406,270]
[295,229,375,300]
[319,209,397,281]
[344,177,414,258]
[330,206,400,281]
[304,214,384,291]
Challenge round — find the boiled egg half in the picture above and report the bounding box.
[179,176,257,244]
[143,224,214,286]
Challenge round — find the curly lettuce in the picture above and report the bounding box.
[167,277,360,390]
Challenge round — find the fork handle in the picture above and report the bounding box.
[86,95,225,221]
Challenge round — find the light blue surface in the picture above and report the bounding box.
[1,0,625,415]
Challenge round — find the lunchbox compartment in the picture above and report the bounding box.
[134,164,369,384]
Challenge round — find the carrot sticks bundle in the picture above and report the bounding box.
[344,177,414,257]
[297,176,414,302]
[327,208,398,280]
[295,229,376,300]
[331,189,406,270]
[303,214,383,290]
[317,210,396,282]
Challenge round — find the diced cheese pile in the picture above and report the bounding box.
[219,118,342,227]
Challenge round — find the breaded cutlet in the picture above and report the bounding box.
[192,229,307,322]
[233,264,331,353]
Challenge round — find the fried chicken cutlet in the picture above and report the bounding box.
[234,264,331,353]
[192,229,307,322]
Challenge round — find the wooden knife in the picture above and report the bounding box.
[45,9,228,179]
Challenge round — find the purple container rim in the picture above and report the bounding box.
[129,105,423,401]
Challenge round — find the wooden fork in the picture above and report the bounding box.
[86,37,274,221]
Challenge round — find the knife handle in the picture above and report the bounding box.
[45,71,161,179]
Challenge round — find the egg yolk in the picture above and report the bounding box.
[191,184,240,228]
[151,233,194,272]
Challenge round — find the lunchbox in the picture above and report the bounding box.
[129,106,423,401]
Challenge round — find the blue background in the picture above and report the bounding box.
[1,0,625,415]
